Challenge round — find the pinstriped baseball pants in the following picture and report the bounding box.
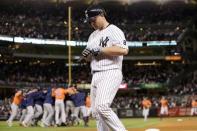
[91,69,126,131]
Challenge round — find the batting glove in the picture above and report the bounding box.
[82,48,91,57]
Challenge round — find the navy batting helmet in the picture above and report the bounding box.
[84,5,106,23]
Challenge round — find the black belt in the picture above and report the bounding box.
[92,70,101,74]
[92,69,119,74]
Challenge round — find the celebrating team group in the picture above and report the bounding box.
[6,87,91,127]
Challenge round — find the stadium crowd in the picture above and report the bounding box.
[123,63,183,85]
[1,60,196,96]
[0,61,185,87]
[0,98,10,119]
[0,2,196,41]
[0,61,92,86]
[168,70,197,95]
[0,11,183,41]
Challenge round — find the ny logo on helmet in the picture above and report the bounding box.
[99,37,109,47]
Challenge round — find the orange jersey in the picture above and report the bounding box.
[52,88,68,100]
[191,100,195,107]
[160,99,168,107]
[13,91,23,105]
[142,99,151,108]
[192,100,197,107]
[86,96,91,108]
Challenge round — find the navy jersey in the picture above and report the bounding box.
[20,98,27,109]
[34,91,46,106]
[44,88,55,105]
[70,92,86,107]
[26,91,39,106]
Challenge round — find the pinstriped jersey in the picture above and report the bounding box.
[87,24,128,71]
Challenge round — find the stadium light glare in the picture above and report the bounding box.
[135,61,161,66]
[0,35,177,47]
[67,41,76,46]
[0,35,13,42]
[165,55,182,61]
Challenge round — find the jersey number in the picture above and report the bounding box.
[123,40,126,45]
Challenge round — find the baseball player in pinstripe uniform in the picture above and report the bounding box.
[81,5,128,131]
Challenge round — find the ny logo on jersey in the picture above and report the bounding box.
[99,37,109,47]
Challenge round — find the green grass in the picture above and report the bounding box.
[0,118,161,131]
[123,118,160,128]
[1,117,197,131]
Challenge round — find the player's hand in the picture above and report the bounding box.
[82,48,91,58]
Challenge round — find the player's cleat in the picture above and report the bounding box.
[6,120,12,127]
[44,121,50,127]
[40,122,45,127]
[22,122,28,127]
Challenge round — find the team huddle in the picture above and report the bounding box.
[6,87,91,127]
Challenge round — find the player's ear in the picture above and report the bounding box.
[100,13,105,17]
